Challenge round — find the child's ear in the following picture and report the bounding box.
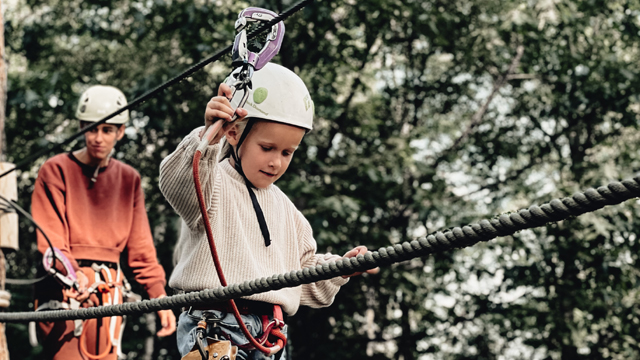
[225,124,240,146]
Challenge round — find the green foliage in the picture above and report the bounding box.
[4,0,640,359]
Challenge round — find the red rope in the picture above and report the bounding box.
[79,284,114,359]
[192,122,285,356]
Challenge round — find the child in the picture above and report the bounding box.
[159,63,377,359]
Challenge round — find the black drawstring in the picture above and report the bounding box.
[231,119,272,247]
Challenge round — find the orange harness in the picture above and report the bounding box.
[78,265,125,360]
[79,284,113,359]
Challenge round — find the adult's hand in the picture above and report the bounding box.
[155,295,177,337]
[66,270,90,303]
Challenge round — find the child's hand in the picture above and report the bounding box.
[341,246,380,278]
[203,83,248,143]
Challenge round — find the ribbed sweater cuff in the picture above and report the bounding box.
[331,276,350,287]
[146,281,167,299]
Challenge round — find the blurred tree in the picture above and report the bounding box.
[284,0,640,359]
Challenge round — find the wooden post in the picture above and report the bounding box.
[0,163,17,251]
[0,0,5,159]
[0,1,10,359]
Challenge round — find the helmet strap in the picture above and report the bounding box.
[230,118,272,247]
[230,118,256,179]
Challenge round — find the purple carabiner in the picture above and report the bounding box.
[231,7,285,71]
[43,247,79,290]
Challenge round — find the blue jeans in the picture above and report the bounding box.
[177,309,288,360]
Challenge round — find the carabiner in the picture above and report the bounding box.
[42,247,80,290]
[231,7,285,71]
[195,320,209,360]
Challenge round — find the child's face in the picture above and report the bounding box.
[234,120,305,189]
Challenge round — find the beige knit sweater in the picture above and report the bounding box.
[159,127,348,315]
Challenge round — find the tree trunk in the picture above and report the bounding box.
[0,1,9,359]
[0,0,5,159]
[0,251,7,360]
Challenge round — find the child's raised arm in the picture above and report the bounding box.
[159,83,247,228]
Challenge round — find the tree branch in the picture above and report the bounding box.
[315,36,382,163]
[430,45,525,169]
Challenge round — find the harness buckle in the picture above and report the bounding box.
[195,320,209,360]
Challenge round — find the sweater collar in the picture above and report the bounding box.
[68,152,114,174]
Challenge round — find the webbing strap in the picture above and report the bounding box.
[232,118,272,246]
[244,182,272,247]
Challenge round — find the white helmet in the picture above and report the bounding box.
[75,85,129,124]
[226,63,314,130]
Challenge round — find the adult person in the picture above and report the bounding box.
[31,85,176,360]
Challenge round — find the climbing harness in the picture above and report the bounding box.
[191,7,287,359]
[30,262,132,359]
[77,263,127,360]
[183,312,238,360]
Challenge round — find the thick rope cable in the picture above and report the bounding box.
[0,0,314,180]
[0,194,58,285]
[0,176,638,322]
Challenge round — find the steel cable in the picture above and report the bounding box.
[0,0,315,179]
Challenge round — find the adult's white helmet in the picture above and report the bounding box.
[75,85,129,124]
[226,62,314,130]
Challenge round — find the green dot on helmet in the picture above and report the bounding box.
[253,87,268,104]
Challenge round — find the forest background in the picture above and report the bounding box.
[2,0,640,359]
